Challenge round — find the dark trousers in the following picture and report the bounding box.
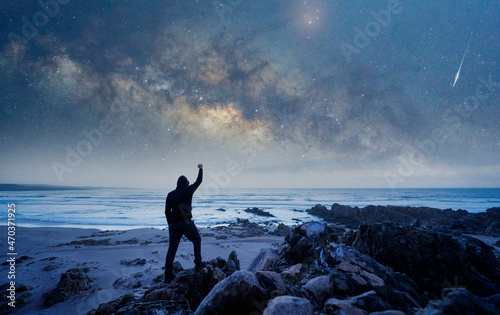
[164,220,202,277]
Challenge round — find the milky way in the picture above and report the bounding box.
[1,0,499,188]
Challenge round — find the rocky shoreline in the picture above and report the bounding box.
[82,219,499,314]
[307,204,500,237]
[1,204,499,314]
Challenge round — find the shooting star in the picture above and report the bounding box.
[453,31,473,87]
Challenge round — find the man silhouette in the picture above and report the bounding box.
[164,163,205,283]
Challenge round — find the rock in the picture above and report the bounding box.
[485,221,500,237]
[0,283,32,312]
[244,207,275,217]
[302,275,332,303]
[143,287,173,302]
[171,266,227,309]
[194,271,269,315]
[284,222,334,264]
[287,236,314,264]
[349,223,500,299]
[222,250,240,275]
[323,291,394,314]
[486,207,500,221]
[269,223,292,237]
[120,258,147,266]
[222,260,237,275]
[248,248,280,272]
[256,271,287,297]
[323,297,367,315]
[44,268,92,307]
[210,256,227,269]
[327,246,422,313]
[416,288,499,315]
[173,261,184,273]
[224,218,268,237]
[410,219,421,227]
[369,311,406,315]
[228,250,240,271]
[485,293,500,307]
[113,270,148,289]
[263,296,313,315]
[281,263,303,284]
[346,290,391,313]
[298,221,331,242]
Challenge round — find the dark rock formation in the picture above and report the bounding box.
[415,288,500,315]
[347,222,500,299]
[44,268,93,307]
[89,252,241,314]
[280,223,423,313]
[0,283,32,313]
[244,207,275,217]
[307,203,500,236]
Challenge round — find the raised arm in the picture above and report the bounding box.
[190,164,203,192]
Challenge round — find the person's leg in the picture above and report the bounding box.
[164,223,182,281]
[183,220,202,266]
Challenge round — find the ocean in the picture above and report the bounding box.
[1,187,499,230]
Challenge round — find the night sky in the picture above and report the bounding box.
[1,0,499,189]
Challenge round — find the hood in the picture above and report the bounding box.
[176,175,189,188]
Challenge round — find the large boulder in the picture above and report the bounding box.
[349,223,500,298]
[297,222,331,242]
[44,268,92,307]
[248,248,280,272]
[263,296,313,315]
[194,271,269,315]
[302,275,332,304]
[284,222,332,264]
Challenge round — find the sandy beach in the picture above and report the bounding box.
[0,224,285,314]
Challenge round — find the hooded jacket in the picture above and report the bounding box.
[165,168,203,224]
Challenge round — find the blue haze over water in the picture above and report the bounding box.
[1,188,499,229]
